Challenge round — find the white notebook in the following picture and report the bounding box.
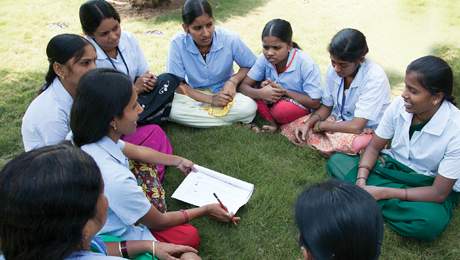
[171,165,254,214]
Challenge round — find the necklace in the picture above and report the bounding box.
[199,43,212,60]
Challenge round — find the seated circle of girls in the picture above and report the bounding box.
[165,0,259,130]
[20,34,172,212]
[70,68,238,254]
[328,56,460,242]
[282,28,392,157]
[80,0,183,126]
[239,19,322,132]
[295,179,383,260]
[0,144,200,260]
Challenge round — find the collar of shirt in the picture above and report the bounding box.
[95,136,127,166]
[185,28,224,66]
[51,77,73,111]
[331,59,368,90]
[400,99,450,137]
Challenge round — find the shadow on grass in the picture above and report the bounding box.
[146,0,270,26]
[0,69,44,158]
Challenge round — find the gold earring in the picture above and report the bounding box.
[84,231,89,240]
[113,123,117,130]
[434,100,438,105]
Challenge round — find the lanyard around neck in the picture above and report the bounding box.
[336,77,346,120]
[105,46,130,77]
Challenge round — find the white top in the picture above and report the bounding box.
[247,48,322,99]
[86,30,149,83]
[21,77,72,151]
[81,136,155,241]
[0,236,123,260]
[165,26,257,94]
[322,59,392,130]
[376,96,460,192]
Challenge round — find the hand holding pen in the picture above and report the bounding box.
[213,193,238,225]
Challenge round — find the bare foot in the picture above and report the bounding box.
[262,121,279,133]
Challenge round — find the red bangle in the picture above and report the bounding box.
[120,240,129,258]
[179,209,189,224]
[306,121,313,128]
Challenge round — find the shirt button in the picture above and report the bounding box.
[205,66,207,68]
[207,79,209,81]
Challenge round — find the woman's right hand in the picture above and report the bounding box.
[204,203,241,223]
[211,92,233,107]
[294,123,311,143]
[154,242,198,260]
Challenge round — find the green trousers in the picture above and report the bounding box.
[327,153,460,242]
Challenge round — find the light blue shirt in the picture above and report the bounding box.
[165,26,257,94]
[21,77,72,151]
[0,236,123,259]
[376,96,460,192]
[321,59,391,130]
[86,30,149,83]
[247,49,322,99]
[81,136,155,241]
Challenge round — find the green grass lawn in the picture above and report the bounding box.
[2,0,460,259]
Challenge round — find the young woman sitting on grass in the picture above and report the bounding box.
[0,144,199,260]
[80,0,183,126]
[327,56,460,242]
[21,34,97,152]
[20,33,173,213]
[70,68,238,252]
[238,19,322,132]
[295,179,383,260]
[165,0,259,131]
[282,28,392,157]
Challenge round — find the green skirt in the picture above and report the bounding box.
[327,153,460,242]
[92,235,157,260]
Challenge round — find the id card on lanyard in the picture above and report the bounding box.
[336,77,346,121]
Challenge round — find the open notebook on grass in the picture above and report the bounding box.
[171,165,254,214]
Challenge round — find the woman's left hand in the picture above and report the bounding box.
[134,71,157,94]
[361,185,385,201]
[177,158,197,175]
[220,80,237,99]
[154,242,198,260]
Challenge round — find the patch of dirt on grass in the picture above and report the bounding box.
[107,0,186,20]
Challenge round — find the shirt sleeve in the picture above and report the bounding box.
[438,133,460,180]
[301,60,322,99]
[246,54,266,81]
[353,67,390,121]
[38,110,70,147]
[231,34,257,68]
[104,163,151,225]
[375,97,399,140]
[321,65,335,107]
[165,38,186,78]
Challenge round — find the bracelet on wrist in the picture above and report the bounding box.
[179,209,189,224]
[317,121,324,133]
[313,112,322,121]
[357,165,373,172]
[306,120,313,128]
[356,176,367,182]
[227,79,237,88]
[120,240,129,258]
[151,241,155,259]
[176,157,184,169]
